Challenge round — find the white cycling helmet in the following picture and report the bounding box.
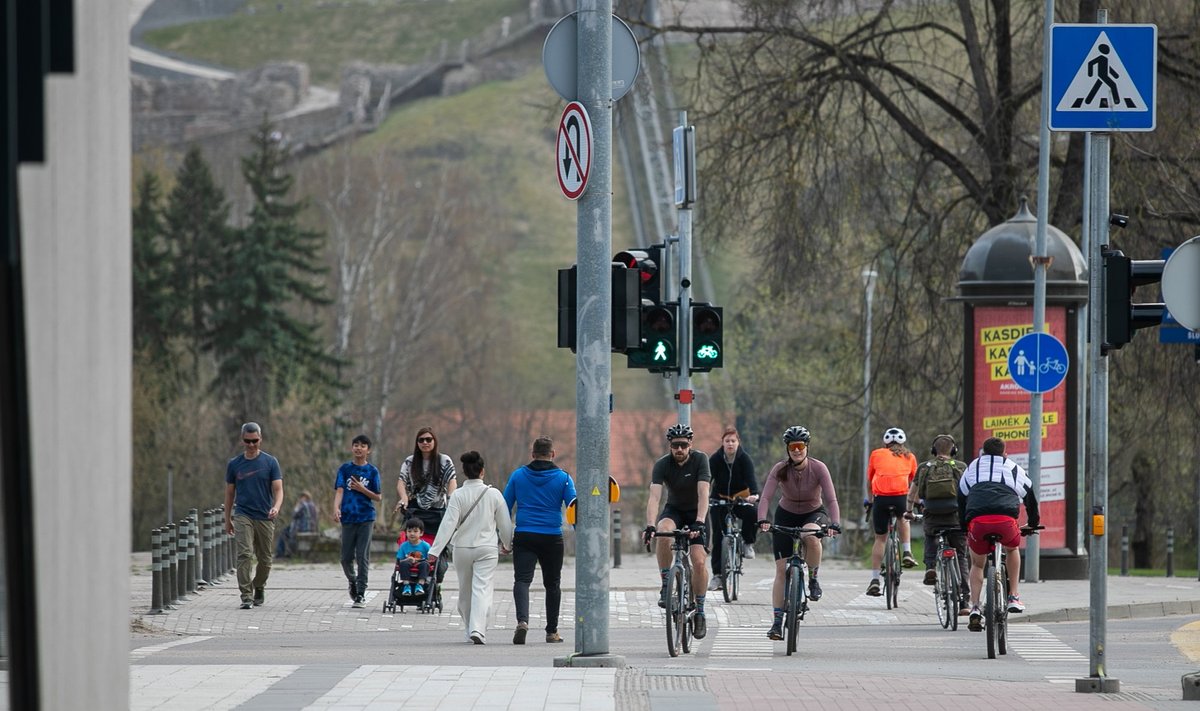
[882,427,907,445]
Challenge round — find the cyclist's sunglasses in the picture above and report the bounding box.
[669,440,691,450]
[787,442,807,452]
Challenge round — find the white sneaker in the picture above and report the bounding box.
[708,575,723,591]
[744,547,756,559]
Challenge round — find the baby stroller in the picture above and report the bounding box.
[382,530,450,614]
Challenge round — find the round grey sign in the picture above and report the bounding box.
[543,12,641,102]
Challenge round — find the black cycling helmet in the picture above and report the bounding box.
[665,423,694,441]
[782,426,811,445]
[883,427,907,445]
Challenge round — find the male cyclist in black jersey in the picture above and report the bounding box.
[643,423,712,639]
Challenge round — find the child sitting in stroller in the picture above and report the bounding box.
[395,518,432,597]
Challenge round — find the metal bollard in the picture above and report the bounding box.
[164,523,177,608]
[175,520,189,601]
[186,511,198,593]
[1166,527,1175,578]
[150,528,164,614]
[1120,525,1129,576]
[612,508,622,569]
[200,509,212,585]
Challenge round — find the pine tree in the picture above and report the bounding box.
[209,120,338,422]
[131,171,172,360]
[162,146,230,381]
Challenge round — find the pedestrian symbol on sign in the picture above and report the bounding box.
[1056,31,1147,112]
[653,341,669,362]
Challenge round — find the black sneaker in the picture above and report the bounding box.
[923,569,937,585]
[768,620,783,640]
[352,595,365,609]
[968,607,983,632]
[902,551,918,568]
[253,589,265,606]
[240,600,253,610]
[808,577,822,601]
[692,613,707,639]
[658,585,668,609]
[349,582,357,602]
[866,579,882,596]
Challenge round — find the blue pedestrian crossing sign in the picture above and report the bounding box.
[1008,333,1069,394]
[1049,24,1156,132]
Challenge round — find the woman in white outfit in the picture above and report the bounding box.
[428,451,513,644]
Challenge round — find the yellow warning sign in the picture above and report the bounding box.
[591,486,601,496]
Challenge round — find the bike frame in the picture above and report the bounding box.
[882,507,903,610]
[932,528,961,631]
[710,499,754,603]
[656,529,697,657]
[769,524,826,656]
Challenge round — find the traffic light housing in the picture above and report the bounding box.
[613,244,665,304]
[1102,249,1164,354]
[557,264,642,353]
[690,303,723,371]
[627,302,678,372]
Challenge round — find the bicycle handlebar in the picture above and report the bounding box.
[767,524,829,539]
[709,498,756,508]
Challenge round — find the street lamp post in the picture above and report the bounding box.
[861,268,878,513]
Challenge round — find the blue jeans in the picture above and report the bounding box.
[341,520,374,595]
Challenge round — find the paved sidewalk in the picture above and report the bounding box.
[129,551,1200,710]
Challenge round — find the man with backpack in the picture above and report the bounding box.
[906,435,968,606]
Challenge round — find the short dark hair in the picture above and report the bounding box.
[982,437,1006,456]
[404,517,424,532]
[460,451,486,479]
[532,436,554,458]
[352,433,372,448]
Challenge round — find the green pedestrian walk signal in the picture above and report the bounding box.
[627,303,678,372]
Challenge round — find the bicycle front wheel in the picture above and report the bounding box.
[998,563,1009,655]
[984,559,998,659]
[665,565,684,657]
[722,537,736,603]
[785,564,801,656]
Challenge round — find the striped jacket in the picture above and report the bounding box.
[956,454,1040,527]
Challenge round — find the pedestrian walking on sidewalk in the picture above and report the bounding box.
[334,434,382,608]
[394,427,457,539]
[224,422,284,609]
[504,435,577,644]
[429,451,513,645]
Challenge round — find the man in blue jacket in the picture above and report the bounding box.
[503,435,577,645]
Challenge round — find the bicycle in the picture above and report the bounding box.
[654,529,699,658]
[929,524,964,631]
[982,525,1042,659]
[709,498,756,603]
[880,505,903,610]
[768,523,829,655]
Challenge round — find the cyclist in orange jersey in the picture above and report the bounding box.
[864,427,918,596]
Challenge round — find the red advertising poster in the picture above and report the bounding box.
[972,305,1067,549]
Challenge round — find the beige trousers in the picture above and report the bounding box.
[453,544,499,641]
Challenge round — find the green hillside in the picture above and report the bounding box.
[142,0,528,85]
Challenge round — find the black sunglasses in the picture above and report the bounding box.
[669,441,690,450]
[243,438,261,445]
[417,436,434,444]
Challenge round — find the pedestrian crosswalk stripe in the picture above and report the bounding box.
[707,626,772,659]
[1006,624,1086,663]
[1055,31,1146,112]
[130,636,212,661]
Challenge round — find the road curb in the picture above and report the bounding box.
[1021,599,1200,623]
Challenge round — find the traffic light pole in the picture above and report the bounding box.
[571,0,616,663]
[674,111,694,425]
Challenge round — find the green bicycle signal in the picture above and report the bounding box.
[695,343,719,360]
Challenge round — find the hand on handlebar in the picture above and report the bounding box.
[758,519,771,533]
[687,520,706,539]
[642,525,656,548]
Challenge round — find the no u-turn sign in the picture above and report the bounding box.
[556,102,592,200]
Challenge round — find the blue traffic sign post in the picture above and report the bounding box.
[1008,332,1069,394]
[1049,24,1156,132]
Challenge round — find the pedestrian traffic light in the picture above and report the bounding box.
[1102,248,1164,354]
[627,302,678,372]
[613,244,665,304]
[690,303,723,371]
[557,264,642,353]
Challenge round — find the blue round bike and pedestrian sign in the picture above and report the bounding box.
[1008,332,1069,394]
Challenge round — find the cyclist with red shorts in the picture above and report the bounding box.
[957,437,1040,631]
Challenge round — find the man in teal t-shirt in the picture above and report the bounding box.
[224,422,284,609]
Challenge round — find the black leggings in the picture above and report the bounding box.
[512,532,565,633]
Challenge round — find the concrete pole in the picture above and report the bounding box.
[573,0,614,660]
[1025,0,1056,583]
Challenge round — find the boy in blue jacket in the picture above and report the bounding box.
[503,436,576,644]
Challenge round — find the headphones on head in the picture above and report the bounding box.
[931,434,958,457]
